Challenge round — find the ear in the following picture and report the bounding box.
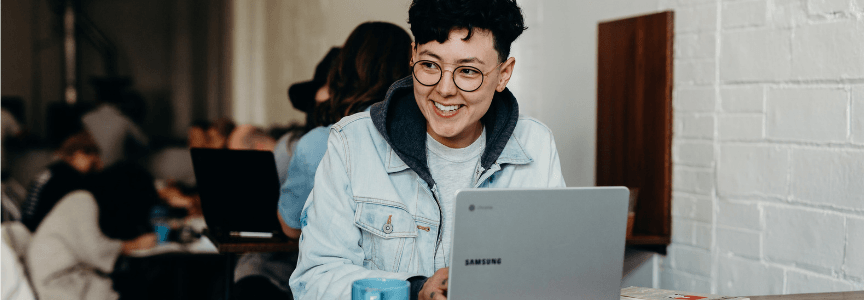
[410,42,416,65]
[495,57,516,92]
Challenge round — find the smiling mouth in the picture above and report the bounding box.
[432,100,463,117]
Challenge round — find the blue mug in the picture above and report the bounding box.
[351,278,410,300]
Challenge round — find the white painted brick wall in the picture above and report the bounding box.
[718,115,763,140]
[662,269,712,294]
[579,0,864,294]
[791,20,864,80]
[676,59,717,86]
[721,86,764,113]
[846,217,864,279]
[693,222,712,249]
[717,256,784,296]
[516,0,864,294]
[790,149,864,210]
[676,87,716,112]
[786,270,857,294]
[807,0,852,14]
[717,201,762,230]
[764,206,845,271]
[676,4,718,33]
[716,145,789,196]
[771,0,809,28]
[675,33,716,59]
[674,167,715,195]
[853,86,864,144]
[670,245,713,277]
[673,193,714,223]
[720,29,791,81]
[766,87,847,142]
[716,227,761,259]
[675,141,715,167]
[722,0,768,29]
[673,217,696,246]
[679,114,715,139]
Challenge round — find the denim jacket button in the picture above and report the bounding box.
[382,223,393,234]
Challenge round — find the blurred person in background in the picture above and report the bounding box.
[231,48,341,300]
[2,238,35,300]
[81,80,149,169]
[227,125,277,151]
[271,47,341,185]
[27,163,159,300]
[236,22,412,300]
[188,120,211,149]
[205,118,235,149]
[21,131,102,231]
[1,107,26,222]
[276,21,412,240]
[1,107,23,175]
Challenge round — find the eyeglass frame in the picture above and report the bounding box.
[411,59,504,92]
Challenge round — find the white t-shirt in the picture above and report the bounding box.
[426,128,486,266]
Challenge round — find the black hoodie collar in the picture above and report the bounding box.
[370,76,520,189]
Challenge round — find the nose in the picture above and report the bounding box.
[435,70,458,97]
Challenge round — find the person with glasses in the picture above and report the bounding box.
[289,0,565,299]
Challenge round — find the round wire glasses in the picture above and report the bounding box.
[412,60,503,92]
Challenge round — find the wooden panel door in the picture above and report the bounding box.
[597,11,673,246]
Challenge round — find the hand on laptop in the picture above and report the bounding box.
[419,267,449,300]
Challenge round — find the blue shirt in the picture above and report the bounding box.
[277,126,330,229]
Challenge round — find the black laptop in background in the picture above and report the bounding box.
[190,148,286,242]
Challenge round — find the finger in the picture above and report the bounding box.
[431,291,448,300]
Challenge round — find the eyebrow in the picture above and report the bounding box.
[418,50,486,65]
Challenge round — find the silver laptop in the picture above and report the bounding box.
[448,187,629,300]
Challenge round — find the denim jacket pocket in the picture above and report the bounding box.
[353,199,418,273]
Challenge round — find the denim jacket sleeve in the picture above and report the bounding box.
[548,129,566,188]
[289,128,420,300]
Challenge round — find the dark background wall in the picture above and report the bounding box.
[1,0,230,144]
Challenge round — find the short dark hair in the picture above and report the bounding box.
[408,0,527,62]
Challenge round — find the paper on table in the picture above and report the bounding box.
[621,286,750,300]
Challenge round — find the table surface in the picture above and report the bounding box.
[204,229,298,253]
[748,291,864,300]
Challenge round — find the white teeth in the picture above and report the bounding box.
[433,101,460,112]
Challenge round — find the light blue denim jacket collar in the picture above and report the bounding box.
[370,76,531,186]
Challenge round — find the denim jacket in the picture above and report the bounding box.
[289,77,566,299]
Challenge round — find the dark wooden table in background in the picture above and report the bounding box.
[204,230,298,300]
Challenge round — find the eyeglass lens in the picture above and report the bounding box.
[413,61,484,92]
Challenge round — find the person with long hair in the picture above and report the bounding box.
[234,22,412,300]
[276,21,412,239]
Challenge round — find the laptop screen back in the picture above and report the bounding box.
[190,148,281,234]
[448,187,629,300]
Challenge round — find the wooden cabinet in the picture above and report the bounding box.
[597,11,674,247]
